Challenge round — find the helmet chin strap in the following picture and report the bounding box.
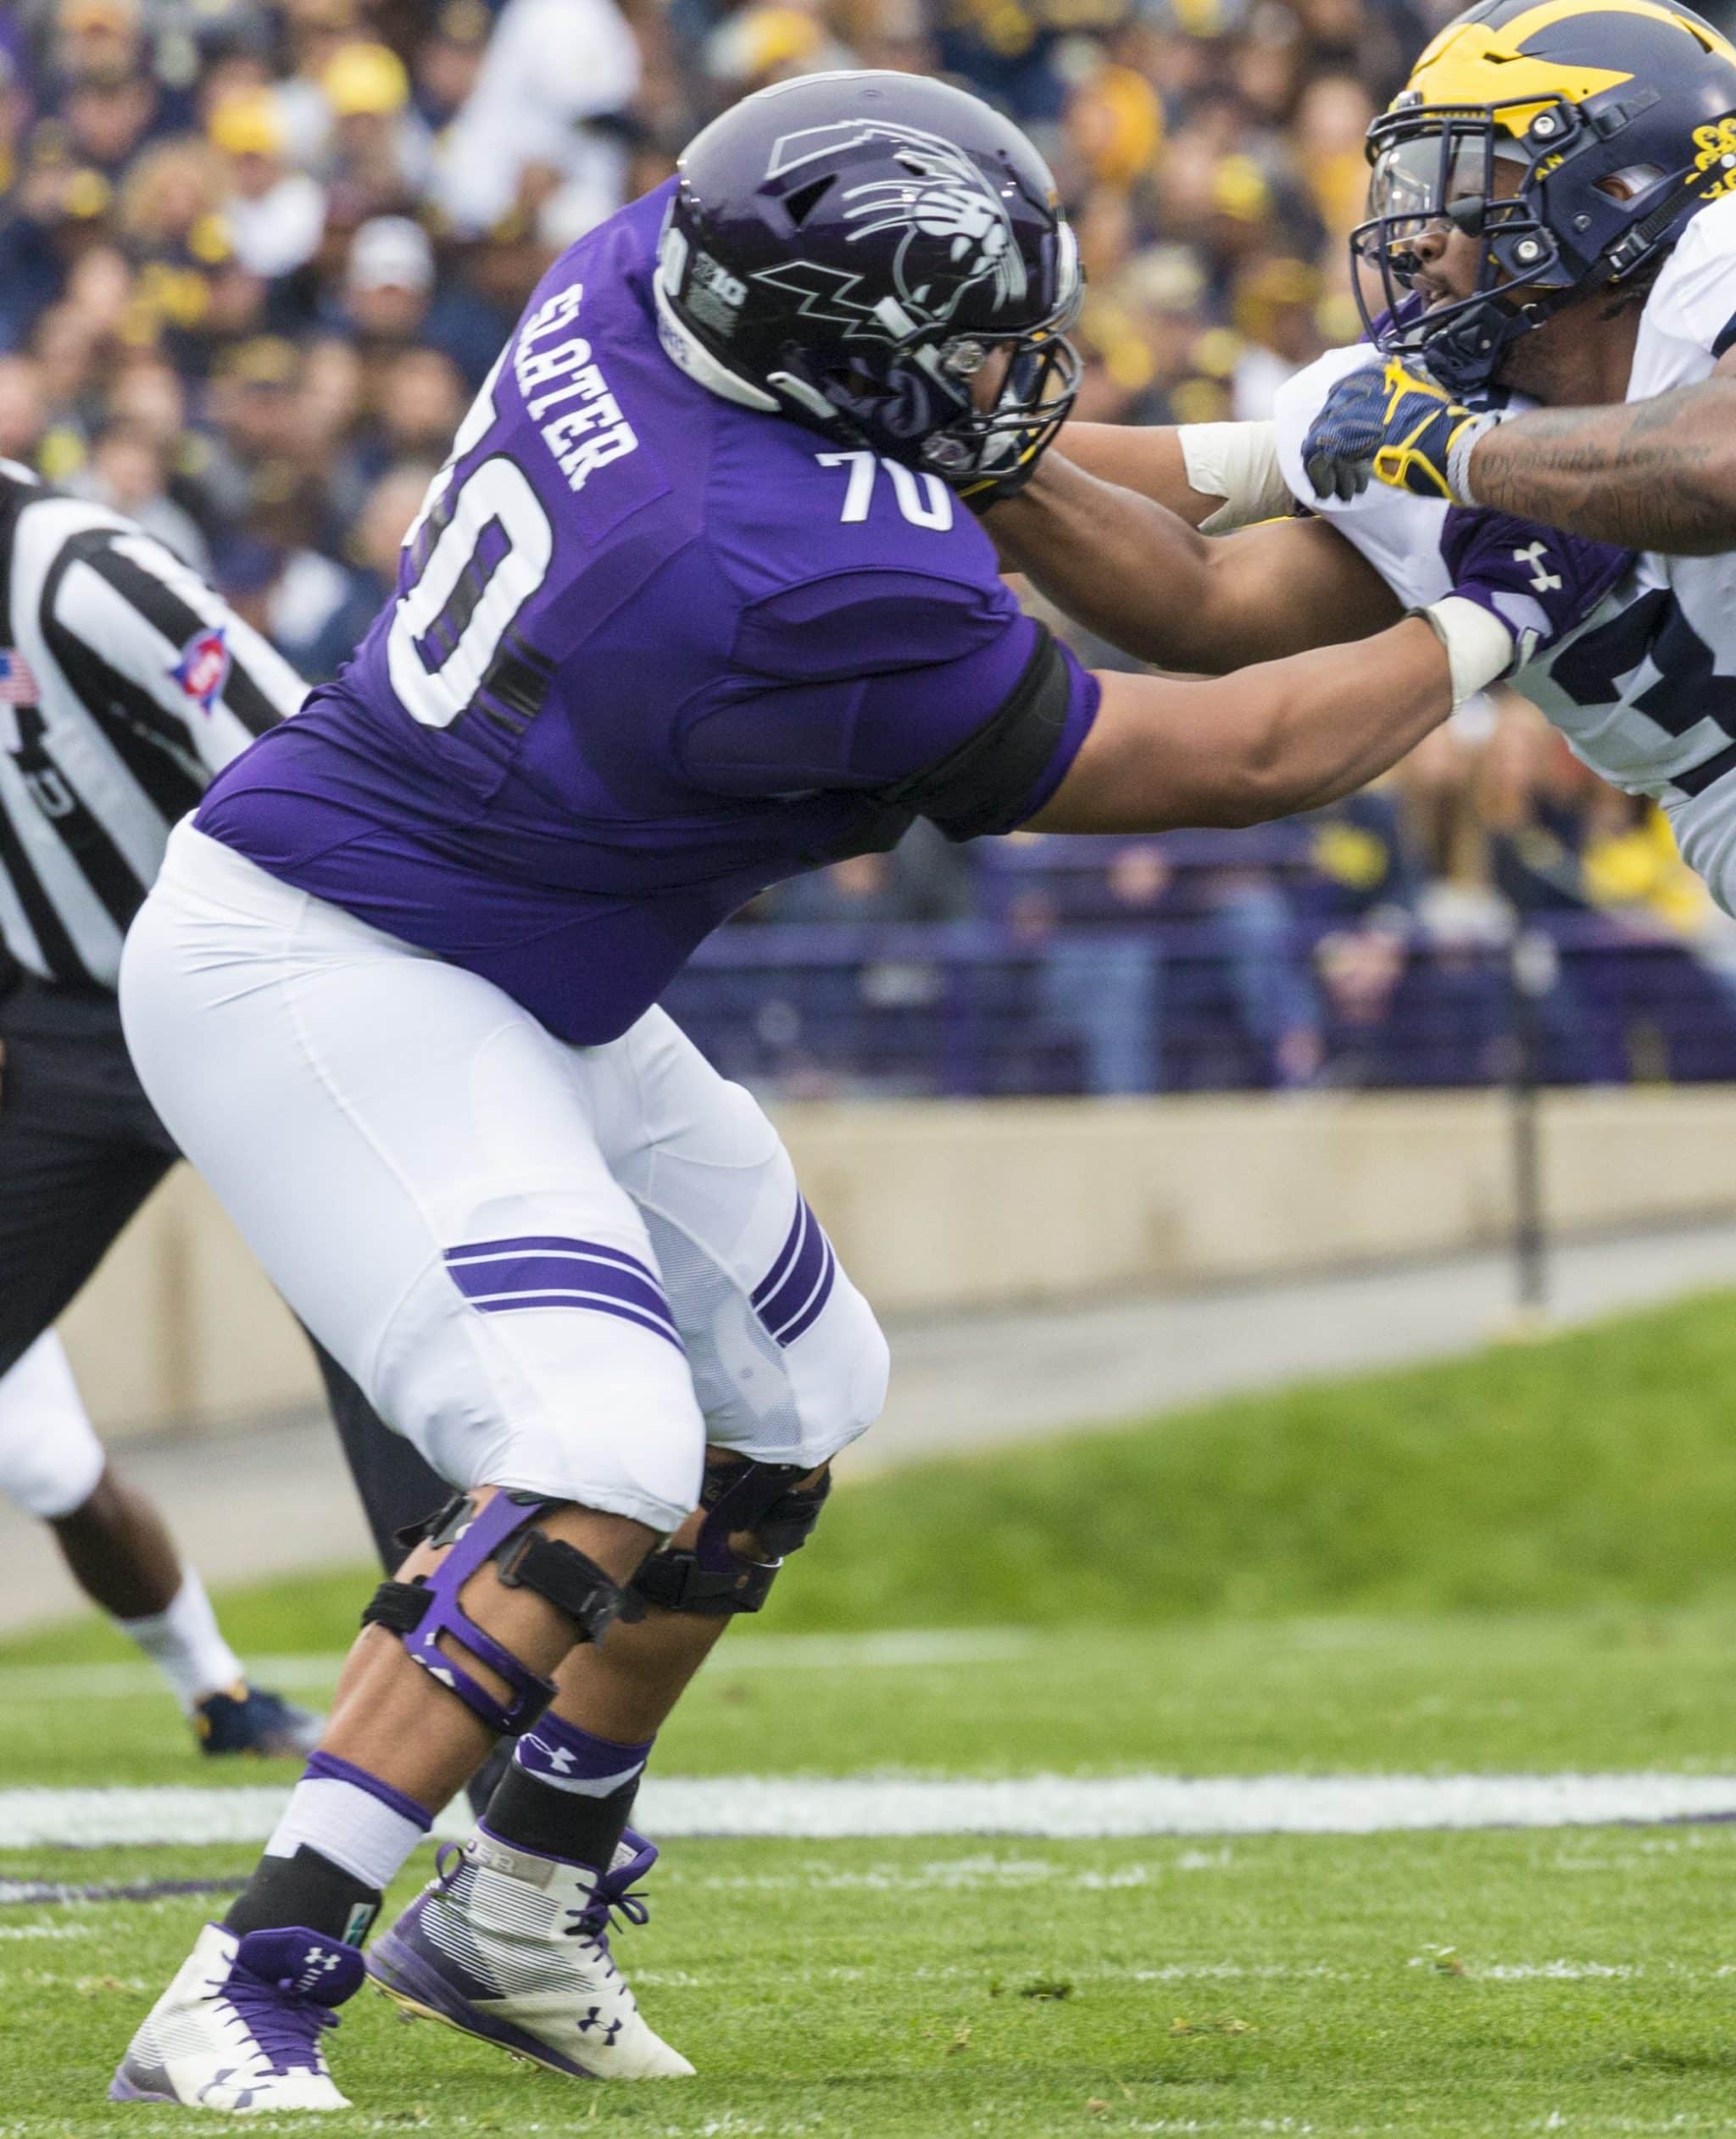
[1416,297,1533,396]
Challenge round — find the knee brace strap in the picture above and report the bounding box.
[630,1460,832,1617]
[361,1491,634,1736]
[694,1459,832,1573]
[628,1548,780,1616]
[391,1490,470,1559]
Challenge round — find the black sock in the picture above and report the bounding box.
[225,1846,383,1947]
[483,1764,640,1873]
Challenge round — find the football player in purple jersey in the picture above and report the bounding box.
[109,72,1628,2111]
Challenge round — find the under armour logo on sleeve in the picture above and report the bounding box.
[1513,542,1563,594]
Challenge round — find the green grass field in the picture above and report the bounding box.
[8,1290,1736,2134]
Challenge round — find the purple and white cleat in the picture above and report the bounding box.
[110,1922,363,2110]
[367,1824,693,2081]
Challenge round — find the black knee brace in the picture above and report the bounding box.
[362,1490,640,1735]
[630,1458,832,1616]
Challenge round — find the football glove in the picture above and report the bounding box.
[1302,359,1509,506]
[1439,506,1633,672]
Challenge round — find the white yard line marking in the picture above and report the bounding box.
[6,1771,1736,1847]
[0,1628,1034,1700]
[645,1772,1736,1837]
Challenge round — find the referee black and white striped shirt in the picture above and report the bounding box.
[0,462,305,991]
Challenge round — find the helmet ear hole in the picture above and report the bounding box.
[1594,166,1666,203]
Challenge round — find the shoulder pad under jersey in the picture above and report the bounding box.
[1644,192,1736,356]
[1271,343,1453,611]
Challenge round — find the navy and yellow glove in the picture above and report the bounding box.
[1301,359,1509,507]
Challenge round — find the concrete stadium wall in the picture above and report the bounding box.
[60,1084,1736,1439]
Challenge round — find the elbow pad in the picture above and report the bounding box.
[1177,421,1294,535]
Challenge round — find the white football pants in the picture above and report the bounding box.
[0,1329,106,1519]
[120,823,889,1534]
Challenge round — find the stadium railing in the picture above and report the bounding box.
[664,911,1736,1098]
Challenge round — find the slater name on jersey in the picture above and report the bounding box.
[512,284,640,497]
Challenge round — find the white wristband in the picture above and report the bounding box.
[1414,595,1517,709]
[1444,408,1510,506]
[1177,420,1293,534]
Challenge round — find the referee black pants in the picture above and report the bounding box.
[0,974,446,1567]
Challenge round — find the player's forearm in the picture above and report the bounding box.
[1034,619,1453,834]
[1223,619,1452,825]
[989,454,1224,671]
[1061,418,1295,538]
[1468,379,1736,556]
[1057,423,1218,523]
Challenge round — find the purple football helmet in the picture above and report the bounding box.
[655,70,1082,494]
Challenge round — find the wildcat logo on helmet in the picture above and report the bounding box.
[762,119,1027,329]
[170,627,230,715]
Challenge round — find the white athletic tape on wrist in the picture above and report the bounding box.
[1178,421,1292,534]
[1445,409,1510,508]
[1415,595,1518,710]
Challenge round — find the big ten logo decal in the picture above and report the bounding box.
[686,251,749,339]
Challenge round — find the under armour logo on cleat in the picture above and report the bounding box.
[1512,541,1562,594]
[200,2069,256,2109]
[297,1948,342,1991]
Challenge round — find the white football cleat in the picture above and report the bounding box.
[110,1920,362,2111]
[367,1824,693,2081]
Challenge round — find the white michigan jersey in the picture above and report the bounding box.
[1271,191,1736,906]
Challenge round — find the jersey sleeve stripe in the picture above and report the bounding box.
[42,621,208,785]
[70,655,215,824]
[65,538,292,738]
[214,649,294,738]
[1713,309,1736,359]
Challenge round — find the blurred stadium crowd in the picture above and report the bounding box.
[5,0,1736,1095]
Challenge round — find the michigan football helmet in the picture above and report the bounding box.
[654,70,1082,493]
[1354,0,1736,394]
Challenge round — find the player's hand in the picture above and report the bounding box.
[1440,506,1633,670]
[1302,359,1508,506]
